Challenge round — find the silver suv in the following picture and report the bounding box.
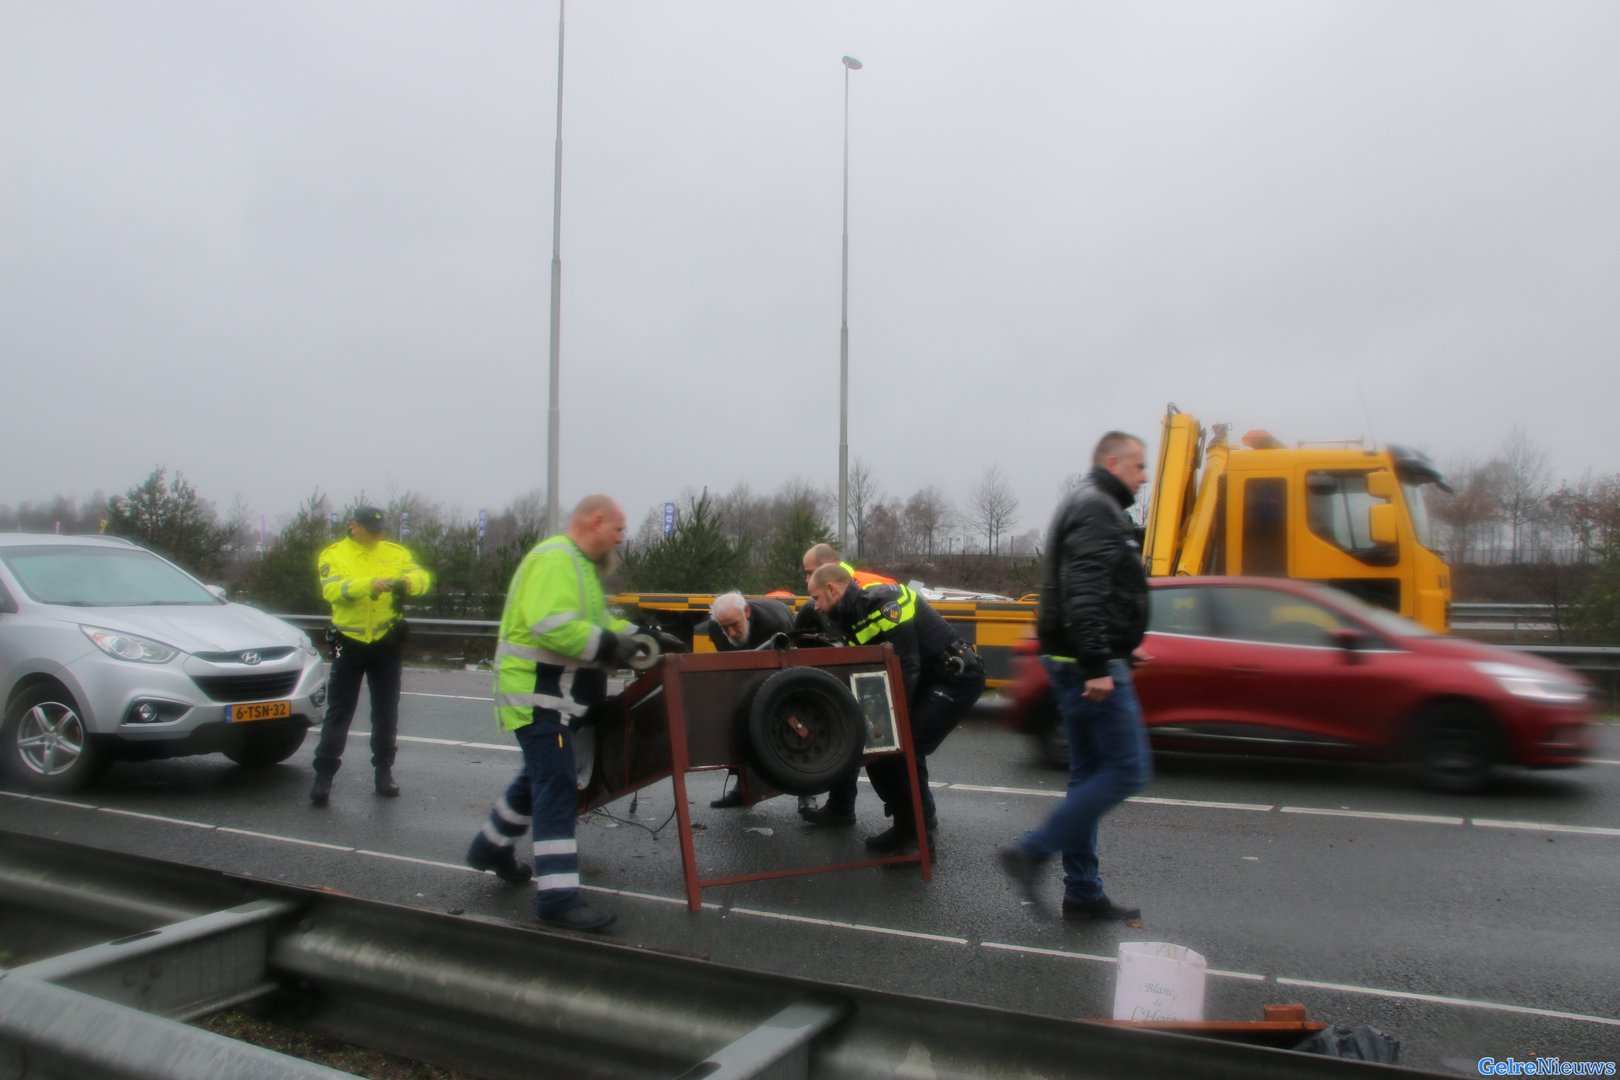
[0,534,327,792]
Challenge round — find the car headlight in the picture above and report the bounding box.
[1472,661,1586,704]
[81,625,179,664]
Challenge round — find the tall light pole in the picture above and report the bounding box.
[544,0,567,536]
[837,54,862,549]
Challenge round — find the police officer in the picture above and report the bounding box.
[806,562,985,856]
[464,494,678,933]
[793,545,896,826]
[310,505,431,805]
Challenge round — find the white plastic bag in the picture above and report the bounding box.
[1112,942,1207,1021]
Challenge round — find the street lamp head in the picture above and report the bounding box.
[842,55,863,70]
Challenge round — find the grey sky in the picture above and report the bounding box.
[3,2,1617,544]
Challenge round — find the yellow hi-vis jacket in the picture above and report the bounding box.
[493,534,630,732]
[317,536,431,644]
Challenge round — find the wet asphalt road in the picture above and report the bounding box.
[3,665,1617,1076]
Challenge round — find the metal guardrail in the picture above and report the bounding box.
[0,830,1443,1079]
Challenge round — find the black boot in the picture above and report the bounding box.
[309,773,333,806]
[374,768,400,798]
[864,820,918,853]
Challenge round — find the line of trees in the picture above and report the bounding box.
[12,430,1620,641]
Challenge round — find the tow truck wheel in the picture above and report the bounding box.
[743,668,864,795]
[1411,702,1499,794]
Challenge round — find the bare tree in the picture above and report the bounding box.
[903,485,953,557]
[968,465,1020,556]
[1431,453,1503,564]
[845,457,881,557]
[863,497,905,562]
[1497,426,1552,564]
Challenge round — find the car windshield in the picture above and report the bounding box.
[1296,581,1436,639]
[0,545,221,607]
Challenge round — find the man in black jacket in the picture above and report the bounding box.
[707,591,799,809]
[808,564,984,856]
[998,431,1152,922]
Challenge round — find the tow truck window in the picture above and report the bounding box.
[1305,472,1398,566]
[1242,478,1288,576]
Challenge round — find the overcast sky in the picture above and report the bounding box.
[3,1,1618,544]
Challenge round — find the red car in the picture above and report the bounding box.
[1005,577,1594,792]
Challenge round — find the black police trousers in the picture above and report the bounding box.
[313,630,402,776]
[867,666,986,827]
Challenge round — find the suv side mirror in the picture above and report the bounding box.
[205,584,228,600]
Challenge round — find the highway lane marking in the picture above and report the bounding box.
[1279,807,1466,826]
[99,807,214,829]
[218,827,353,852]
[1274,978,1620,1028]
[1131,795,1273,812]
[1471,818,1620,838]
[403,691,494,702]
[981,941,1266,981]
[10,801,1620,1028]
[729,906,970,945]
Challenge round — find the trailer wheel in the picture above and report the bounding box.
[743,668,864,795]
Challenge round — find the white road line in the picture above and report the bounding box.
[1471,818,1620,838]
[584,885,725,910]
[982,941,1116,963]
[729,906,970,945]
[1129,796,1274,812]
[1275,978,1620,1028]
[949,784,1063,798]
[978,941,1264,980]
[27,795,94,809]
[1590,758,1620,766]
[403,691,494,702]
[218,827,354,852]
[356,849,469,871]
[1280,807,1465,826]
[98,807,213,829]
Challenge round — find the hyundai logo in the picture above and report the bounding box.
[238,651,262,666]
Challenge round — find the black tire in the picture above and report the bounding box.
[2,684,107,793]
[743,667,865,795]
[1028,691,1070,770]
[1411,702,1499,794]
[222,724,309,768]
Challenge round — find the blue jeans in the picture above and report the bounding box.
[1017,658,1151,904]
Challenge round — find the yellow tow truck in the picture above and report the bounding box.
[614,404,1453,687]
[1143,403,1451,632]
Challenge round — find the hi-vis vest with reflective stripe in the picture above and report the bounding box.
[318,537,431,644]
[842,561,896,589]
[493,534,630,731]
[847,583,919,645]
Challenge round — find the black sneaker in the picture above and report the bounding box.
[1062,897,1141,922]
[309,774,333,806]
[538,905,616,933]
[799,806,856,828]
[467,838,534,885]
[374,769,400,798]
[996,846,1045,908]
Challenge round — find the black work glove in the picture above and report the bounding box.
[600,630,650,667]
